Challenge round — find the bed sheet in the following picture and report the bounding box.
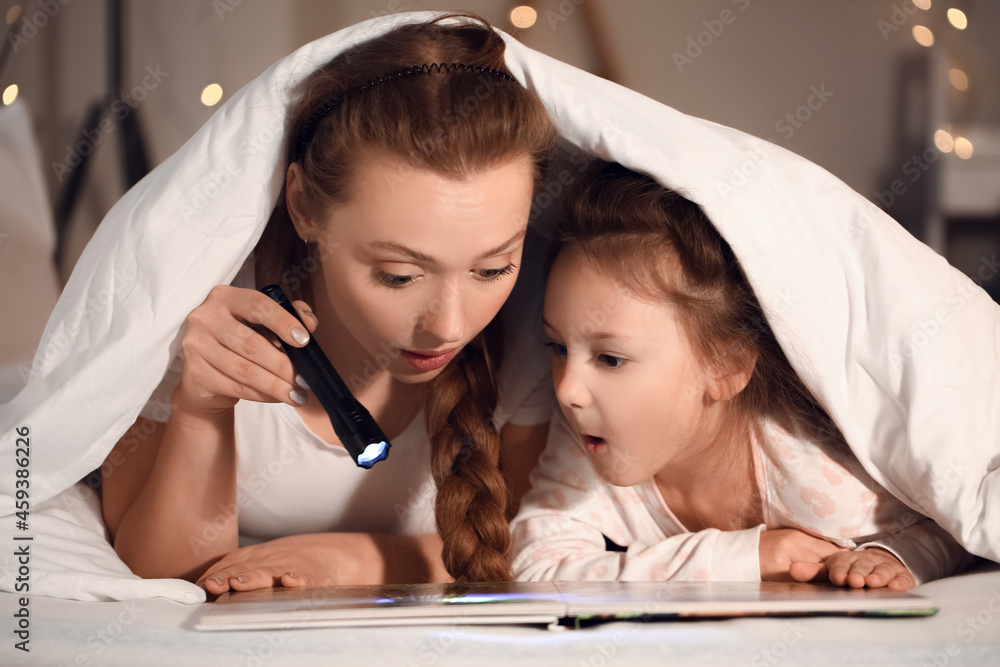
[4,562,998,666]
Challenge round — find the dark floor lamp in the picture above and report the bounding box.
[52,0,150,268]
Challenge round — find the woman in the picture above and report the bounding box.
[100,14,558,592]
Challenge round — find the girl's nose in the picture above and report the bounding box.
[553,360,590,410]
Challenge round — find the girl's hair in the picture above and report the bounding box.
[558,162,843,450]
[254,14,557,582]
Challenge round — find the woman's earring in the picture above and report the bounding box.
[303,235,310,244]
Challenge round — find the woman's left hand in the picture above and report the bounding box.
[196,533,372,594]
[196,532,450,594]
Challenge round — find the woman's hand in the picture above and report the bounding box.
[174,285,318,418]
[759,528,844,582]
[196,533,451,594]
[791,547,916,591]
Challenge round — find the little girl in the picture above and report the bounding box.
[510,162,972,589]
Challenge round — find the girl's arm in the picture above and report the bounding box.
[510,411,765,582]
[851,516,977,585]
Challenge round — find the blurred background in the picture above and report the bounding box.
[1,0,998,371]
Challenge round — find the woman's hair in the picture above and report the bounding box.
[557,162,844,451]
[254,14,556,582]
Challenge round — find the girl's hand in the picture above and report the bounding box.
[759,528,844,582]
[792,547,916,591]
[174,285,318,417]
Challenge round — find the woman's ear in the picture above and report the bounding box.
[285,163,320,241]
[706,345,758,403]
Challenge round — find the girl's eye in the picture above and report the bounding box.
[474,263,517,283]
[598,354,627,369]
[543,341,568,359]
[374,270,416,289]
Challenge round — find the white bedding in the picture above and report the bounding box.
[0,11,997,603]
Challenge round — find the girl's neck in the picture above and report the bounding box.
[653,412,762,532]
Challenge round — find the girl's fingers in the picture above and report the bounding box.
[789,560,826,583]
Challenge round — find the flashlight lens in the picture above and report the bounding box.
[357,441,390,468]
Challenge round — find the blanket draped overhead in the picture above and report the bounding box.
[1,12,997,602]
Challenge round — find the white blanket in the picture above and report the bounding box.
[1,12,997,603]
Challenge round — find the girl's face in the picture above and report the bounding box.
[543,245,722,487]
[291,153,535,386]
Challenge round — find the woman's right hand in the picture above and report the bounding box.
[758,528,845,582]
[173,285,318,418]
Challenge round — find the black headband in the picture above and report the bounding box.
[295,62,517,159]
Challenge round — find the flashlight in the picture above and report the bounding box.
[259,284,390,468]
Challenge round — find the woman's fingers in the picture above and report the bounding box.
[199,566,306,593]
[234,289,311,349]
[179,286,317,411]
[291,299,319,334]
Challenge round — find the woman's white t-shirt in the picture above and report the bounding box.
[140,240,554,545]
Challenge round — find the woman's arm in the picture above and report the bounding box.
[104,407,240,581]
[101,285,315,581]
[194,420,547,592]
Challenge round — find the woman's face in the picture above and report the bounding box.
[290,153,535,387]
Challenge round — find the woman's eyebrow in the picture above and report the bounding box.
[368,241,435,262]
[475,228,526,261]
[369,229,526,263]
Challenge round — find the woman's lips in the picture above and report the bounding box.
[400,348,458,372]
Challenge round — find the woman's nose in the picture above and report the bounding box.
[417,284,465,344]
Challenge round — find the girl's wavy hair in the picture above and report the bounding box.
[254,14,557,582]
[557,162,844,452]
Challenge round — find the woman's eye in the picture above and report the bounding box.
[474,263,517,283]
[374,270,416,289]
[598,354,627,369]
[543,341,568,359]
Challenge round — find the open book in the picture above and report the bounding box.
[195,580,936,631]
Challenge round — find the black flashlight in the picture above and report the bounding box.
[259,284,390,468]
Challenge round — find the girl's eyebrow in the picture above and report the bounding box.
[368,229,526,263]
[541,317,639,342]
